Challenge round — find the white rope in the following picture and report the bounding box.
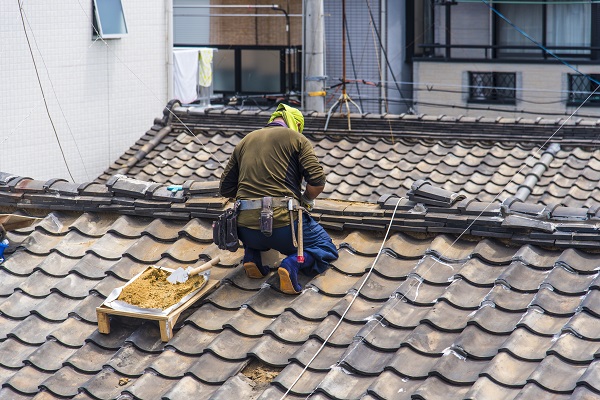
[281,80,600,400]
[278,197,404,400]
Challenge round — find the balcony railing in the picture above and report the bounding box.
[416,44,600,62]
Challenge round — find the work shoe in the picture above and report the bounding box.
[243,262,270,279]
[243,247,269,278]
[278,257,302,294]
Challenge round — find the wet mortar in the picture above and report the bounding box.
[117,267,206,310]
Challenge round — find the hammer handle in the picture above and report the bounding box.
[188,256,221,277]
[297,209,304,263]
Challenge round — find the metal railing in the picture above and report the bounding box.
[416,44,600,61]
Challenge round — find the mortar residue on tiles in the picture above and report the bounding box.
[117,267,206,310]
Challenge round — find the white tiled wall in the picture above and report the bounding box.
[0,0,169,182]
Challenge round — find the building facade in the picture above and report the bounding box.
[411,1,600,119]
[1,0,170,182]
[173,0,410,115]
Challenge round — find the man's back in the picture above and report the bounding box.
[221,125,325,201]
[235,125,305,200]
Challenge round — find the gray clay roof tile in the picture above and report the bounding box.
[5,110,600,399]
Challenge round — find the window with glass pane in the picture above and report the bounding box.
[497,2,543,57]
[213,50,236,93]
[497,0,591,57]
[241,50,281,93]
[468,72,516,104]
[93,0,128,39]
[547,2,591,55]
[568,74,600,105]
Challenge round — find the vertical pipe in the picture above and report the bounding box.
[342,0,347,96]
[301,0,306,107]
[445,1,451,59]
[380,0,387,113]
[304,0,325,112]
[166,0,174,100]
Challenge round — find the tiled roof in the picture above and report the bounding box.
[2,171,600,398]
[99,105,600,207]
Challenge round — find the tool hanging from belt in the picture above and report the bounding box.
[288,199,304,264]
[238,196,306,264]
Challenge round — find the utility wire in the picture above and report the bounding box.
[288,86,600,400]
[21,6,91,181]
[282,3,600,398]
[481,0,600,87]
[17,0,75,182]
[343,11,364,111]
[75,0,228,173]
[365,0,413,111]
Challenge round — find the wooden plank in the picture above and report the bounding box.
[96,309,111,334]
[96,279,219,341]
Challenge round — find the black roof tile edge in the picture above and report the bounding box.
[2,173,600,251]
[170,106,600,145]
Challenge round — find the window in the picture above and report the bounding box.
[93,0,128,39]
[468,72,516,104]
[568,74,600,106]
[203,46,291,97]
[241,50,282,93]
[497,1,591,58]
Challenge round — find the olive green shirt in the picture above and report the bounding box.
[219,125,326,229]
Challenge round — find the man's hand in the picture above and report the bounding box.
[301,192,315,211]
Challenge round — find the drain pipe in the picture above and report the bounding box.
[514,143,561,202]
[166,0,174,100]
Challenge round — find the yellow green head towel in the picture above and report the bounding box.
[269,103,305,133]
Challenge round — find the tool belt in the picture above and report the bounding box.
[238,197,299,211]
[215,197,305,261]
[212,201,240,252]
[238,197,300,237]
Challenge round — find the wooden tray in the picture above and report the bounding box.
[96,279,219,342]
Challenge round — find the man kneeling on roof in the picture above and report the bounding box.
[219,103,338,294]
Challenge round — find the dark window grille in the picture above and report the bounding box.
[468,72,516,104]
[568,74,600,106]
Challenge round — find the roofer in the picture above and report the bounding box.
[219,103,338,294]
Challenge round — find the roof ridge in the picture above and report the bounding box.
[1,172,600,251]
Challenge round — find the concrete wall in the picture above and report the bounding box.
[0,1,169,182]
[414,61,600,119]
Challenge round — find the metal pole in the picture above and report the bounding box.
[304,0,325,112]
[271,6,291,94]
[342,0,347,96]
[166,0,173,101]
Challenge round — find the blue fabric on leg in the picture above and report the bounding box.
[280,256,301,292]
[238,213,338,278]
[300,214,339,276]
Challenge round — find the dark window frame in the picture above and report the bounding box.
[468,72,517,105]
[174,44,302,98]
[568,74,600,106]
[414,3,600,62]
[494,2,595,60]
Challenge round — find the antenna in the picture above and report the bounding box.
[324,0,362,131]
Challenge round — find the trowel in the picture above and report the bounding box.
[167,256,220,284]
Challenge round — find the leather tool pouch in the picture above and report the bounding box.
[212,202,240,252]
[259,196,273,237]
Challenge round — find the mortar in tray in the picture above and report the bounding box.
[104,265,210,315]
